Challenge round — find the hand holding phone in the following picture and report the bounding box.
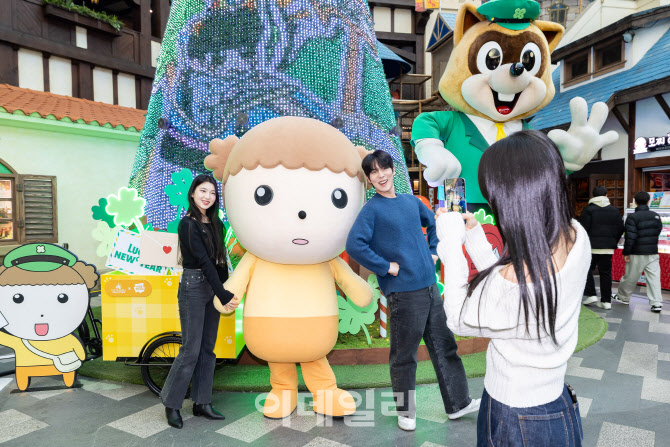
[444,178,467,213]
[462,212,478,230]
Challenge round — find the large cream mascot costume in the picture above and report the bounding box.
[204,117,372,419]
[412,0,618,207]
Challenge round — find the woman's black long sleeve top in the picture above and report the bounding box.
[178,216,234,305]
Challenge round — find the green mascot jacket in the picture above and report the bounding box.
[411,111,531,204]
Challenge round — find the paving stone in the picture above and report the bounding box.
[641,376,670,404]
[595,422,655,447]
[0,377,12,393]
[107,403,193,439]
[302,437,350,447]
[602,331,617,340]
[617,341,658,378]
[577,396,592,418]
[567,357,604,380]
[648,321,670,335]
[603,317,622,324]
[79,378,147,401]
[216,411,283,443]
[0,409,49,444]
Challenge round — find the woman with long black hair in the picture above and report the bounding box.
[436,130,589,446]
[161,174,239,429]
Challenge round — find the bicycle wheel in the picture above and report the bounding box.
[140,335,189,398]
[89,319,103,357]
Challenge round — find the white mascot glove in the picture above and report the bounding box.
[548,97,619,172]
[414,139,462,187]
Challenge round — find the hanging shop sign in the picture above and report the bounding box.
[633,133,670,155]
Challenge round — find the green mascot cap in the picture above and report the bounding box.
[477,0,542,31]
[3,243,77,272]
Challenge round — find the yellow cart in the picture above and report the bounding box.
[100,273,244,395]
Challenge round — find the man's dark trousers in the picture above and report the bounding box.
[584,254,613,303]
[388,283,471,417]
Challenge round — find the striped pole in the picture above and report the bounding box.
[379,293,388,338]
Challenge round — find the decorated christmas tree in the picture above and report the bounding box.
[128,0,413,228]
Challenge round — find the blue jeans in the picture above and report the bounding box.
[388,283,471,417]
[477,385,583,447]
[161,269,221,409]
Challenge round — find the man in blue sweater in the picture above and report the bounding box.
[346,150,479,431]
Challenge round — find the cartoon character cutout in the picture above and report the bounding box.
[205,116,373,419]
[412,0,618,208]
[0,244,98,390]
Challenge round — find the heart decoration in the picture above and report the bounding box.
[163,246,172,254]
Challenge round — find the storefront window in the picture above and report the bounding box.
[647,172,670,192]
[0,178,16,242]
[0,159,58,245]
[549,2,568,27]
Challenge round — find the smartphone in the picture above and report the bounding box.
[444,178,467,213]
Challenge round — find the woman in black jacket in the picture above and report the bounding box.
[161,174,239,428]
[579,186,624,310]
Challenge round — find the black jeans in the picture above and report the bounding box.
[388,283,471,417]
[161,269,221,409]
[584,254,613,303]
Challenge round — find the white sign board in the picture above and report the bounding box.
[106,229,180,275]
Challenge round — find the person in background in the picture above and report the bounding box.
[613,191,664,312]
[437,130,586,446]
[161,174,240,429]
[346,150,479,432]
[580,186,624,310]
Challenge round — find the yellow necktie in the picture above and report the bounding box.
[494,123,506,141]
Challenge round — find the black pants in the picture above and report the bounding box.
[388,283,471,417]
[584,254,613,303]
[161,269,221,409]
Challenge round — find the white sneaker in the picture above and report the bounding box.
[612,295,629,305]
[596,302,612,310]
[397,415,416,431]
[448,398,481,420]
[582,296,599,306]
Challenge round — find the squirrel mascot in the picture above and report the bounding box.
[412,0,618,209]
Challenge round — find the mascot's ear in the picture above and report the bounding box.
[534,20,565,53]
[454,3,487,46]
[356,145,373,161]
[205,136,239,182]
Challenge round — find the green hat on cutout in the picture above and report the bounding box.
[477,0,541,31]
[4,243,77,272]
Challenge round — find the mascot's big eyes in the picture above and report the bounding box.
[13,293,24,304]
[476,41,503,74]
[331,189,348,209]
[57,293,69,303]
[254,185,273,206]
[520,42,542,76]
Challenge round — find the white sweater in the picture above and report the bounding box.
[436,214,590,408]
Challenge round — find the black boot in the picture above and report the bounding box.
[165,407,183,429]
[193,403,226,420]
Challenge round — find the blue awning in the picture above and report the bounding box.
[532,27,670,129]
[377,42,412,79]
